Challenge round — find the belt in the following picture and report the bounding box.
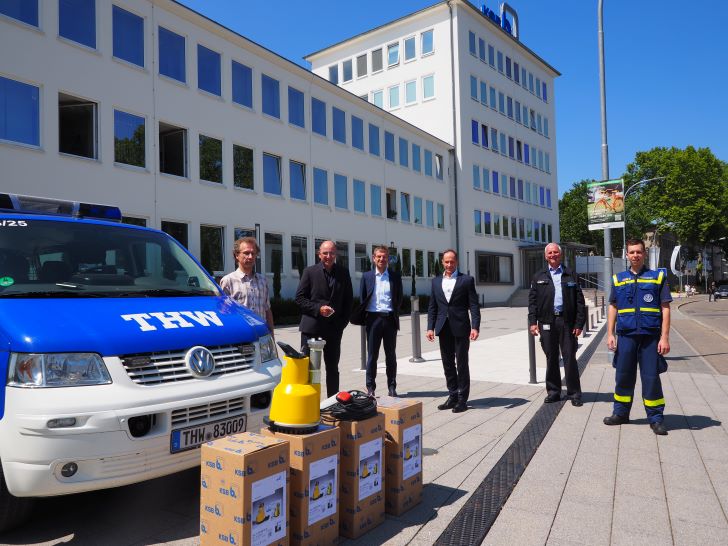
[372,311,392,317]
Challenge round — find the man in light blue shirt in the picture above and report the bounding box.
[360,246,403,397]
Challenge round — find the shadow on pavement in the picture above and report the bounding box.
[629,415,723,431]
[468,397,529,409]
[405,390,450,399]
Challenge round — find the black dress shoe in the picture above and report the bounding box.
[650,422,668,435]
[603,414,629,426]
[544,395,561,403]
[388,389,398,397]
[452,403,467,413]
[437,398,457,410]
[571,398,583,407]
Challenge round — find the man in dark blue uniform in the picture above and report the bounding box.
[604,238,672,435]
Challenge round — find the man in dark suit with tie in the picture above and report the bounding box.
[295,240,353,397]
[360,245,403,397]
[426,249,481,413]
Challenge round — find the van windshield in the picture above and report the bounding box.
[0,219,220,298]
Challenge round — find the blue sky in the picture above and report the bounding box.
[179,0,728,197]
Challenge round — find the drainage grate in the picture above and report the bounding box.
[434,328,605,546]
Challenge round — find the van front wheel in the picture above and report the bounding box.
[0,461,34,534]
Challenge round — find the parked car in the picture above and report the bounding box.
[714,285,728,300]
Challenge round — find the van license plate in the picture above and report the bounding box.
[170,415,247,453]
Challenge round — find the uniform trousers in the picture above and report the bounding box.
[613,333,665,424]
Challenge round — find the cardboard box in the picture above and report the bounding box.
[377,397,423,516]
[200,432,289,546]
[261,425,340,546]
[335,413,385,539]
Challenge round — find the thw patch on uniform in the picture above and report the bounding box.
[643,294,654,303]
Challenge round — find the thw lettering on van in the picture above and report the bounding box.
[121,311,224,331]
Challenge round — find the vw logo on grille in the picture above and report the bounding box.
[185,346,215,377]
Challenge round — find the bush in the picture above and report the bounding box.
[271,298,300,326]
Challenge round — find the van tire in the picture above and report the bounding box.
[0,461,33,534]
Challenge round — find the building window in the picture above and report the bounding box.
[402,249,411,275]
[387,42,399,66]
[0,0,38,26]
[414,196,423,225]
[471,120,479,145]
[422,75,434,99]
[159,122,187,177]
[470,76,478,100]
[384,131,395,162]
[489,86,496,109]
[507,97,513,118]
[497,51,503,72]
[482,167,490,192]
[114,110,144,167]
[502,216,509,238]
[404,36,416,61]
[313,167,328,205]
[265,232,282,274]
[544,118,549,138]
[412,143,421,172]
[368,123,380,156]
[546,188,552,209]
[508,137,515,159]
[436,203,445,229]
[261,74,280,119]
[481,124,489,148]
[355,243,369,273]
[478,38,485,62]
[521,67,527,87]
[311,98,326,137]
[501,173,508,197]
[162,220,188,248]
[342,59,352,82]
[0,76,39,146]
[59,0,96,49]
[197,44,221,96]
[476,252,513,284]
[435,154,444,180]
[385,188,397,219]
[529,72,535,93]
[351,116,364,150]
[526,219,533,240]
[371,48,383,72]
[335,242,349,270]
[289,160,306,201]
[334,173,348,209]
[231,61,253,108]
[474,210,482,234]
[543,82,548,102]
[536,77,542,98]
[472,164,480,189]
[356,54,367,77]
[328,65,338,84]
[518,179,524,200]
[492,170,499,193]
[399,137,409,167]
[372,89,383,108]
[421,29,434,55]
[200,225,224,275]
[353,179,365,213]
[498,92,505,114]
[514,62,520,83]
[468,31,476,55]
[426,200,434,227]
[405,80,417,104]
[122,216,146,227]
[199,134,222,183]
[483,212,492,235]
[332,107,346,144]
[506,56,512,78]
[291,235,308,275]
[511,217,518,239]
[158,26,186,83]
[515,101,521,124]
[388,85,400,109]
[112,6,143,67]
[370,184,382,216]
[424,149,433,176]
[488,45,495,67]
[58,92,97,159]
[400,193,411,222]
[288,86,305,128]
[428,251,436,277]
[263,152,282,195]
[233,144,253,190]
[493,214,500,236]
[480,81,487,105]
[500,134,506,156]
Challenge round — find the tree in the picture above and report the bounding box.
[623,146,728,246]
[558,179,605,254]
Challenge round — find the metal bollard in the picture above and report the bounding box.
[409,296,425,363]
[528,317,537,384]
[360,325,367,370]
[586,306,591,331]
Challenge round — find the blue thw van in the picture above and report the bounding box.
[0,194,282,531]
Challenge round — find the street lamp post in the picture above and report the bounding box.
[597,0,611,302]
[621,176,666,269]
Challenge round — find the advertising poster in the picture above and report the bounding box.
[402,424,422,480]
[251,470,286,546]
[308,454,338,526]
[358,437,382,501]
[587,178,625,230]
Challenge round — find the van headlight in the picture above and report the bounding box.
[8,353,112,387]
[258,335,278,363]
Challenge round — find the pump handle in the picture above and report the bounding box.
[277,341,306,359]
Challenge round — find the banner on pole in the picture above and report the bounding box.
[587,179,625,230]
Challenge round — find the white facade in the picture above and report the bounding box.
[0,0,453,299]
[307,0,560,300]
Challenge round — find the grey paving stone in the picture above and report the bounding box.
[666,487,728,529]
[615,466,665,501]
[661,461,715,494]
[612,493,672,540]
[548,498,612,545]
[483,507,554,546]
[672,520,728,546]
[610,526,672,546]
[500,474,565,516]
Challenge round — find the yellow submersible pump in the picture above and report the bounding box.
[266,340,325,434]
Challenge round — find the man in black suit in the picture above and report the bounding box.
[426,249,481,413]
[360,245,403,397]
[295,240,353,397]
[528,242,586,406]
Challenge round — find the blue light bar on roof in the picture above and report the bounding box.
[0,193,122,222]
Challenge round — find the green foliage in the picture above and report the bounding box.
[270,298,300,326]
[558,179,605,254]
[114,125,145,167]
[271,251,282,299]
